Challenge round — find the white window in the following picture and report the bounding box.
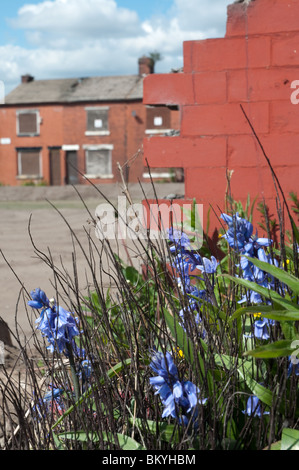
[154,116,163,126]
[84,145,113,178]
[85,107,109,135]
[17,110,40,136]
[17,148,42,178]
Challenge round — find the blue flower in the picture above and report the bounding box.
[149,350,206,427]
[220,213,272,254]
[287,355,299,378]
[168,228,191,250]
[243,395,270,418]
[243,313,274,340]
[28,288,50,310]
[197,255,219,274]
[220,213,254,251]
[253,317,274,340]
[28,288,80,354]
[33,385,65,418]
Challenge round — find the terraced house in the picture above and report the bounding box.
[0,57,179,186]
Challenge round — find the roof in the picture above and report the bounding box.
[5,75,144,105]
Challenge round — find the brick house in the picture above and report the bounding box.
[0,57,179,186]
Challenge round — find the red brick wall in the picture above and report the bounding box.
[143,0,299,234]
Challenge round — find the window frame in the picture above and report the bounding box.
[83,144,113,179]
[16,109,40,137]
[16,147,42,180]
[145,106,173,135]
[85,106,110,136]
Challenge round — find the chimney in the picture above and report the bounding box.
[138,56,154,76]
[21,74,34,84]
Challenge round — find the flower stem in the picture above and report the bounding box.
[66,343,81,406]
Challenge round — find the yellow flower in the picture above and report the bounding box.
[253,312,262,320]
[173,346,184,359]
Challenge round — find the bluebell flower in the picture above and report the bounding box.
[196,255,219,274]
[220,213,272,254]
[149,350,207,427]
[253,317,274,340]
[28,287,50,310]
[243,313,275,340]
[287,355,299,378]
[243,395,270,418]
[78,359,93,390]
[33,385,65,418]
[28,288,80,354]
[168,228,191,250]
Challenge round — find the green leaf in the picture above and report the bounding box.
[58,431,145,450]
[266,440,281,450]
[244,339,296,359]
[214,352,273,408]
[58,431,100,443]
[221,274,299,311]
[281,428,299,450]
[246,256,299,296]
[102,433,145,450]
[229,305,273,323]
[129,418,180,444]
[261,311,299,322]
[52,431,66,450]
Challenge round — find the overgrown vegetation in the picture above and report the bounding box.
[1,164,299,450]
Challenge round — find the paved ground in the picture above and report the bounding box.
[0,182,184,346]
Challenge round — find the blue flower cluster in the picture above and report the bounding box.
[220,213,279,339]
[167,228,217,333]
[28,288,80,354]
[220,212,274,304]
[149,350,207,428]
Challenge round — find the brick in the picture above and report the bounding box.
[227,0,299,37]
[183,36,270,73]
[228,135,266,169]
[184,167,228,230]
[270,100,299,133]
[224,167,276,202]
[193,72,227,105]
[143,135,227,168]
[257,134,299,168]
[225,3,250,38]
[272,33,299,67]
[143,73,195,106]
[181,102,269,136]
[185,167,228,200]
[228,68,299,103]
[272,166,299,195]
[228,133,299,193]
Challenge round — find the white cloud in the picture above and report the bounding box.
[2,0,232,93]
[10,0,143,41]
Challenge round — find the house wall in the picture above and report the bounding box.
[143,0,299,234]
[0,98,179,186]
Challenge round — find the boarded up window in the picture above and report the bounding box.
[85,147,112,176]
[146,106,171,129]
[17,111,39,135]
[18,149,41,177]
[86,107,109,132]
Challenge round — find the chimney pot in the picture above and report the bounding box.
[138,56,154,76]
[21,74,34,84]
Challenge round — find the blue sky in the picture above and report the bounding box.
[0,0,232,93]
